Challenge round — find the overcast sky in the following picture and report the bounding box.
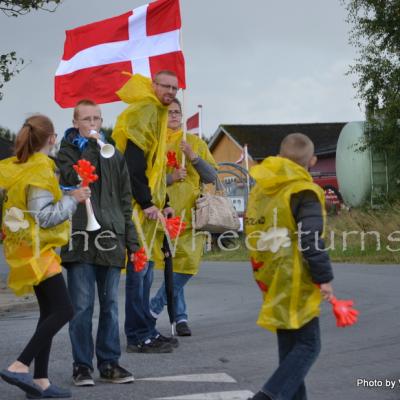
[0,0,364,138]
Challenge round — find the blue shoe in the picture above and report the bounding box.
[0,369,43,396]
[26,384,72,398]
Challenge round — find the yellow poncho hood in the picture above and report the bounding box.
[250,156,313,196]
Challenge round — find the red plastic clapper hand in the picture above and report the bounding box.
[166,216,186,239]
[132,247,148,272]
[73,159,98,187]
[167,151,180,169]
[330,296,359,327]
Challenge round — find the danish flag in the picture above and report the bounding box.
[55,0,185,108]
[186,112,199,134]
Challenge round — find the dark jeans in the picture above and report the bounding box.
[67,263,121,370]
[262,317,321,400]
[150,272,192,323]
[18,273,73,378]
[125,261,158,345]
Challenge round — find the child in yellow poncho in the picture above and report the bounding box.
[0,115,90,398]
[245,133,334,400]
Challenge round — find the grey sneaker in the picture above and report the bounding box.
[72,365,94,387]
[99,363,134,384]
[126,338,173,353]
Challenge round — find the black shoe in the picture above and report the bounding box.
[99,363,134,384]
[155,334,179,348]
[72,365,94,387]
[176,321,192,336]
[126,339,173,354]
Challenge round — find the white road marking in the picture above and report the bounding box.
[139,373,236,383]
[153,390,254,400]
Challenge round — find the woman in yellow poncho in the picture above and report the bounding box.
[150,99,218,336]
[0,115,90,398]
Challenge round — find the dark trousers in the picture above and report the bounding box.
[18,273,73,378]
[262,317,321,400]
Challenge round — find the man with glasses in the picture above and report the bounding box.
[56,99,139,386]
[112,70,179,354]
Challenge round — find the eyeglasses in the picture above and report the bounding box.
[154,82,179,92]
[79,116,102,123]
[168,110,182,116]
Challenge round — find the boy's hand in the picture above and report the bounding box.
[319,282,333,301]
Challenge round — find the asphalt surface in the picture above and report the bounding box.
[0,261,399,400]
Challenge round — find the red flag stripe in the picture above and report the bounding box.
[62,12,132,61]
[55,61,132,108]
[147,0,181,35]
[186,112,199,131]
[149,51,186,88]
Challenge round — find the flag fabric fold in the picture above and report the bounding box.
[55,0,185,108]
[186,112,199,134]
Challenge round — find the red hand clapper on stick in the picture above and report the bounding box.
[166,216,186,239]
[167,151,180,169]
[72,159,100,231]
[330,296,359,327]
[133,247,148,272]
[73,159,98,187]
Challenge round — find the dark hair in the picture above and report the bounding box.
[14,114,55,163]
[73,99,98,120]
[171,98,182,111]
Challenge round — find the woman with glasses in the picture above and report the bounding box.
[0,114,90,398]
[150,99,218,336]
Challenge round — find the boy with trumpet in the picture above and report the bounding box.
[56,99,139,387]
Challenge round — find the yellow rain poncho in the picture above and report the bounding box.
[163,129,218,275]
[245,156,326,332]
[112,74,168,265]
[0,153,69,295]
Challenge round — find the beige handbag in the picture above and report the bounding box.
[194,179,240,233]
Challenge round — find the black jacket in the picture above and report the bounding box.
[291,190,334,284]
[56,128,139,268]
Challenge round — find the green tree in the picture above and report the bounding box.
[0,0,62,100]
[343,0,400,156]
[0,125,15,142]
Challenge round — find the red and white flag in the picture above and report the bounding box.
[55,0,185,108]
[186,112,199,134]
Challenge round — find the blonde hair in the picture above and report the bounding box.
[279,133,314,168]
[73,99,98,120]
[14,114,55,163]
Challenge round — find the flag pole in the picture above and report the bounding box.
[198,104,203,140]
[244,144,250,195]
[181,89,187,168]
[179,11,186,168]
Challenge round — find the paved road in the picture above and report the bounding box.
[0,261,399,400]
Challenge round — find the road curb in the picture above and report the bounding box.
[0,289,38,314]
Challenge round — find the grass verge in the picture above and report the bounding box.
[203,205,400,264]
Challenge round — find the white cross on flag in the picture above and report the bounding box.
[55,0,185,108]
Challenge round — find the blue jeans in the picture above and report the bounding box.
[67,263,121,371]
[262,317,321,400]
[125,261,158,345]
[150,272,192,323]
